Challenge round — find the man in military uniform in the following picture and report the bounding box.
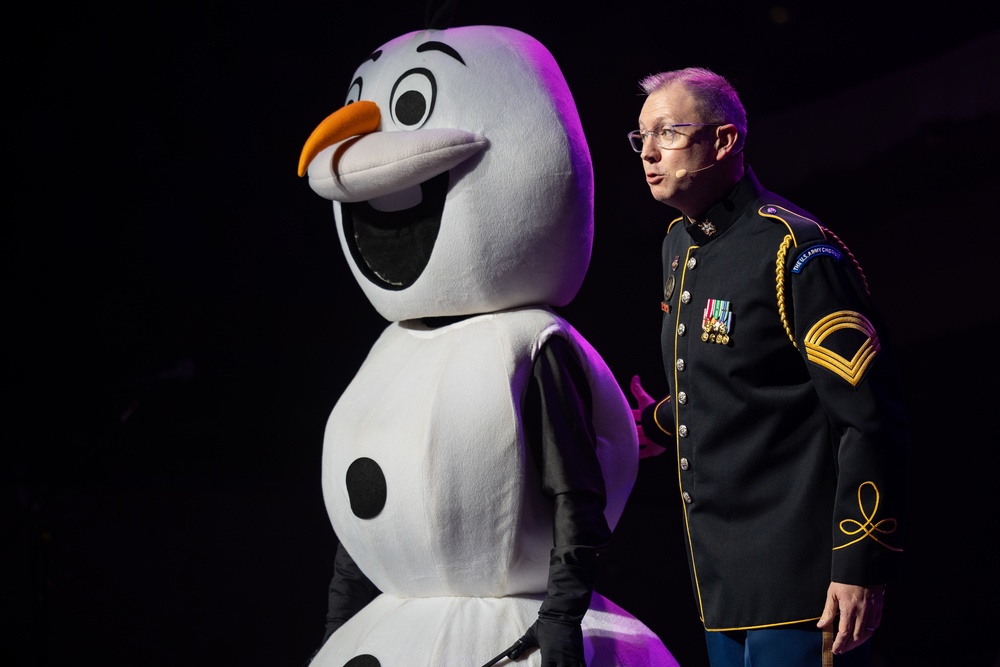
[626,67,909,666]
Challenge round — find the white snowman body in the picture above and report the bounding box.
[299,24,679,667]
[310,309,674,665]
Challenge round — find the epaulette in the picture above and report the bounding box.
[756,204,826,247]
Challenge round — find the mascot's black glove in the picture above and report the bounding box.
[481,559,596,667]
[533,559,596,666]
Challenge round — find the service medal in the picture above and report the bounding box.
[664,275,675,301]
[702,298,733,345]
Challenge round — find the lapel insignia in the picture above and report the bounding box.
[698,220,717,236]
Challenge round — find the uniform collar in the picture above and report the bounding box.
[684,166,764,243]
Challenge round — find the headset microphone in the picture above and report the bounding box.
[674,163,715,179]
[675,145,744,179]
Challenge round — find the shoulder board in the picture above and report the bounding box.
[757,204,826,246]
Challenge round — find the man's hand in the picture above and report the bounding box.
[817,581,886,655]
[629,375,667,458]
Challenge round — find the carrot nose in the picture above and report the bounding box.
[297,100,381,177]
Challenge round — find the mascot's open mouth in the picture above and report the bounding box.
[342,171,448,290]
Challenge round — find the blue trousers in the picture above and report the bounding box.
[704,627,871,667]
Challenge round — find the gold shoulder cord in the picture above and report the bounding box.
[822,225,870,295]
[776,235,796,346]
[775,226,871,348]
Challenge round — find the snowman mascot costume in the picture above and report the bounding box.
[296,8,680,667]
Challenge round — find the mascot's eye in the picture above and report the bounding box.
[344,77,363,105]
[389,68,435,129]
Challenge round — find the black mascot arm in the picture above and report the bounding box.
[304,542,381,665]
[323,541,382,642]
[515,335,612,667]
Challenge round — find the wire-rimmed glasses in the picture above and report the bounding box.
[627,123,722,152]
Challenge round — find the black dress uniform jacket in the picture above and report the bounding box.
[641,167,908,631]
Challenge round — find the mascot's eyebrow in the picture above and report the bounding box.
[416,41,466,65]
[366,50,384,63]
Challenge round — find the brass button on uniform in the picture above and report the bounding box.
[676,358,685,371]
[687,257,697,270]
[680,457,690,470]
[677,391,687,404]
[678,425,688,437]
[682,491,693,504]
[678,323,687,336]
[681,291,692,304]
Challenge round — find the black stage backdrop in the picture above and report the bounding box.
[4,2,998,666]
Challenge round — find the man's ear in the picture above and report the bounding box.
[716,124,739,157]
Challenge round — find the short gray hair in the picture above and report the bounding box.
[639,67,747,149]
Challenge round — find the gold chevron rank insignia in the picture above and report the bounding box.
[803,310,880,386]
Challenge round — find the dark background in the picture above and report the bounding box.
[4,1,999,666]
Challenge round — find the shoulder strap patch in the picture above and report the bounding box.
[792,244,842,273]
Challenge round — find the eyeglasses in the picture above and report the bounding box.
[627,123,722,152]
